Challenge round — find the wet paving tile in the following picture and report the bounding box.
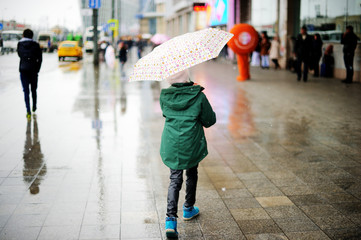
[285,231,331,240]
[199,219,243,236]
[299,204,342,218]
[256,196,294,208]
[120,224,161,239]
[324,228,361,240]
[230,208,270,221]
[38,225,81,240]
[0,226,41,240]
[245,233,288,240]
[288,194,325,206]
[274,217,319,232]
[204,234,246,240]
[237,219,282,234]
[224,197,261,209]
[265,206,307,219]
[311,215,357,230]
[218,188,253,199]
[121,211,158,224]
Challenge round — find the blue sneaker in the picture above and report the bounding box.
[165,217,178,238]
[183,205,199,220]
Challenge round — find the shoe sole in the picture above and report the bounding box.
[183,212,199,221]
[165,229,178,238]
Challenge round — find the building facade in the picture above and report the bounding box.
[79,0,139,37]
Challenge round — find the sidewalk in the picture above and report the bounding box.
[0,49,360,239]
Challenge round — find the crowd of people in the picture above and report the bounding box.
[251,25,359,83]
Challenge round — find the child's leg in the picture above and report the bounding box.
[167,169,183,217]
[184,164,198,208]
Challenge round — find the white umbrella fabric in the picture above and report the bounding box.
[129,28,233,82]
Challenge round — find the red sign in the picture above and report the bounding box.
[193,3,206,11]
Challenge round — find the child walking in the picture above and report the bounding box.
[159,69,216,238]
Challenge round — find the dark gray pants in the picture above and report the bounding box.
[166,164,198,218]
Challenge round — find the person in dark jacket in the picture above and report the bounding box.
[294,26,313,82]
[17,29,42,119]
[118,42,128,73]
[160,69,216,238]
[312,33,323,77]
[341,25,359,83]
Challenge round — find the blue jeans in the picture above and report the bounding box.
[167,164,198,218]
[20,72,38,113]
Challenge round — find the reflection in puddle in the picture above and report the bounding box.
[23,117,46,194]
[228,87,255,140]
[58,61,82,72]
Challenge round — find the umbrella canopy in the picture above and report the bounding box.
[150,33,170,45]
[129,28,233,82]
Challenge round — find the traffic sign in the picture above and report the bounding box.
[89,0,101,9]
[0,23,3,31]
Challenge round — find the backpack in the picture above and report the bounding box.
[19,41,41,72]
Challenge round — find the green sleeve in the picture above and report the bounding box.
[199,93,216,128]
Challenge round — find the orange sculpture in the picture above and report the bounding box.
[228,24,259,81]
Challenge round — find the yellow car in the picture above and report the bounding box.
[58,41,83,61]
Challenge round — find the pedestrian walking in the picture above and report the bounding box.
[312,33,323,77]
[136,38,143,59]
[260,32,271,69]
[118,42,128,73]
[269,35,280,69]
[341,25,359,84]
[160,69,216,238]
[17,29,42,119]
[294,26,313,82]
[321,44,334,78]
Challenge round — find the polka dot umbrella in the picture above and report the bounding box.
[129,28,233,82]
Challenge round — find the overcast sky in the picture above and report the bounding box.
[1,0,82,31]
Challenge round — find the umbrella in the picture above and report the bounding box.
[129,28,233,82]
[150,33,170,45]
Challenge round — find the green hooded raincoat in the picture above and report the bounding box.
[160,82,216,170]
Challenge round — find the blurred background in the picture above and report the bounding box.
[0,0,360,79]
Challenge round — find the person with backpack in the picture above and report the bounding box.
[17,29,42,119]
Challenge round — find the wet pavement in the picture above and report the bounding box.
[0,48,361,240]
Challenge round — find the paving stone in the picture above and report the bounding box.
[288,195,325,206]
[224,197,261,209]
[120,224,161,239]
[256,196,294,208]
[38,225,81,240]
[311,215,357,230]
[324,228,361,240]
[218,188,253,199]
[285,231,331,240]
[331,202,361,215]
[265,206,307,219]
[79,225,121,239]
[199,220,243,236]
[274,217,319,232]
[230,208,270,221]
[299,204,341,218]
[245,233,288,240]
[236,219,282,234]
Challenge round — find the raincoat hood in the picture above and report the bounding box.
[160,82,204,111]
